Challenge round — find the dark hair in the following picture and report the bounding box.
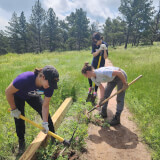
[34,68,43,76]
[92,32,103,41]
[81,62,93,74]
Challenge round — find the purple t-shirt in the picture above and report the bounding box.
[13,71,54,99]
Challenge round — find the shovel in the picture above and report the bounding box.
[8,109,72,147]
[87,75,143,114]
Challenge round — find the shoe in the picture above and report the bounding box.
[109,114,120,126]
[88,87,92,94]
[18,138,25,154]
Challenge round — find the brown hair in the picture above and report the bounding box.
[81,62,93,74]
[34,68,43,76]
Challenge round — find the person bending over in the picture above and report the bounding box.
[5,65,59,154]
[82,63,128,126]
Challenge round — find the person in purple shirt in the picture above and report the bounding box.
[88,32,108,99]
[5,65,59,154]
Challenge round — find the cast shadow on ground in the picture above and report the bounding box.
[89,110,138,149]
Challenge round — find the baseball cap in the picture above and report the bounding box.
[42,65,59,89]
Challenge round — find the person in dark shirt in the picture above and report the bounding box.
[5,65,59,154]
[88,32,108,99]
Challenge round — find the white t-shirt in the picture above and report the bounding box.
[91,66,123,86]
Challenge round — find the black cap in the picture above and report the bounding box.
[42,65,59,89]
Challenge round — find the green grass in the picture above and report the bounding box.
[0,44,160,159]
[109,44,160,160]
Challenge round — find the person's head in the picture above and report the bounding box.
[34,65,59,89]
[81,62,94,78]
[92,32,103,46]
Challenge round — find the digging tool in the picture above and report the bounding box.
[87,75,143,114]
[57,125,78,157]
[86,52,103,103]
[57,113,81,158]
[8,109,70,146]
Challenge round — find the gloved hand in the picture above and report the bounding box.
[11,108,21,119]
[42,122,49,134]
[99,44,108,50]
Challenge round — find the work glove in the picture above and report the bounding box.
[11,108,21,119]
[122,82,129,90]
[42,122,49,134]
[99,44,108,50]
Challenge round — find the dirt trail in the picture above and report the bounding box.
[80,59,151,160]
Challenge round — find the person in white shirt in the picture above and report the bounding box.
[81,62,128,126]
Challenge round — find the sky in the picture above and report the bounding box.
[0,0,159,31]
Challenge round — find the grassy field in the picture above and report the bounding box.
[0,44,160,159]
[109,44,160,159]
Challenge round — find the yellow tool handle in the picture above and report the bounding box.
[100,75,142,106]
[8,109,64,142]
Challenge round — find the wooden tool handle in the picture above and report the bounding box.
[100,75,142,106]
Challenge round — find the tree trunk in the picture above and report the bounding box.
[125,32,129,49]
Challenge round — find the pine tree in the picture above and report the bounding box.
[44,8,58,52]
[66,8,90,50]
[119,0,154,48]
[29,0,46,53]
[0,31,8,54]
[5,12,21,53]
[19,11,28,52]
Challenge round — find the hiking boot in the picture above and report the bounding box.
[18,138,25,154]
[109,114,120,126]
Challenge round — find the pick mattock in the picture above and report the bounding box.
[8,109,73,147]
[87,75,143,114]
[86,52,103,103]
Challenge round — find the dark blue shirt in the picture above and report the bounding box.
[91,41,108,69]
[13,71,54,99]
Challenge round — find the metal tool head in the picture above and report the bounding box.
[63,140,70,147]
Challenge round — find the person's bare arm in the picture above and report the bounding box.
[98,84,105,100]
[92,49,102,57]
[42,97,51,122]
[103,49,108,59]
[5,82,19,110]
